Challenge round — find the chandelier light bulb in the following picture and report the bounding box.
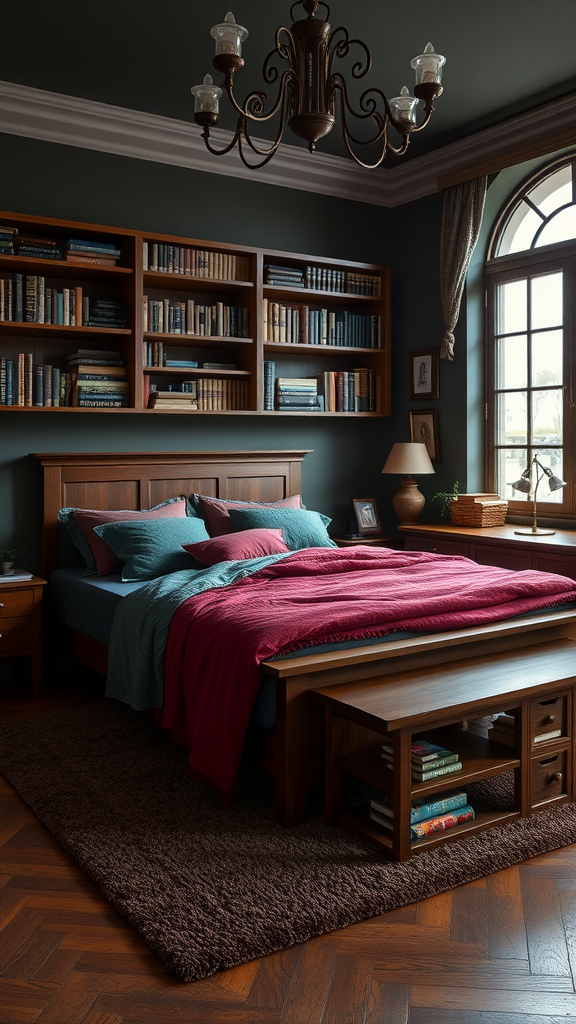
[390,86,420,125]
[211,11,249,58]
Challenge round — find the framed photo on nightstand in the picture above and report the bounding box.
[352,498,382,535]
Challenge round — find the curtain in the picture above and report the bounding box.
[440,176,487,360]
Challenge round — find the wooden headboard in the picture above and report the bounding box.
[34,450,311,577]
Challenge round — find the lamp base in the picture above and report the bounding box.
[392,476,425,526]
[514,527,556,536]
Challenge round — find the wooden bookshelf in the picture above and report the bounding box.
[0,211,390,416]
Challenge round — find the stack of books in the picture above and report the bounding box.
[489,713,516,747]
[369,788,475,842]
[381,739,463,782]
[0,225,16,256]
[66,238,121,266]
[84,299,128,329]
[68,350,128,408]
[275,377,324,412]
[264,264,304,288]
[14,234,66,260]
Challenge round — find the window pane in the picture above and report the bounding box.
[536,206,576,247]
[497,392,527,445]
[530,272,562,329]
[496,335,527,389]
[531,388,563,446]
[533,448,566,505]
[532,330,563,387]
[527,164,571,216]
[498,203,543,256]
[497,448,528,500]
[497,279,527,333]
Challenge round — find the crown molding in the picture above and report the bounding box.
[1,80,575,208]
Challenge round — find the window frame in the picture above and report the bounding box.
[485,157,576,523]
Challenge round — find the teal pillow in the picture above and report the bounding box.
[228,507,336,550]
[93,517,210,581]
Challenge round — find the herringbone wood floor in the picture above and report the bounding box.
[1,672,575,1024]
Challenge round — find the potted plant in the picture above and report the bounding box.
[431,482,459,521]
[0,547,18,574]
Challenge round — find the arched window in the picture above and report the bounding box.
[486,155,576,522]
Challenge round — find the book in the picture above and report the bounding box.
[410,805,475,841]
[381,750,460,771]
[0,569,33,581]
[412,761,463,782]
[370,789,469,825]
[534,729,562,743]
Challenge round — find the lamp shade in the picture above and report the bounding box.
[382,442,435,476]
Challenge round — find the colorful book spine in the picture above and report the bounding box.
[412,761,463,782]
[370,789,469,825]
[410,805,475,841]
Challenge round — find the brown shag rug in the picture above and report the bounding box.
[1,700,575,983]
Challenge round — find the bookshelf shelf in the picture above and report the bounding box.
[0,210,390,415]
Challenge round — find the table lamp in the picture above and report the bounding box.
[382,442,435,525]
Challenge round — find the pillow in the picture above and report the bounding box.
[228,508,337,550]
[182,528,289,566]
[193,493,303,538]
[93,517,210,581]
[59,497,190,576]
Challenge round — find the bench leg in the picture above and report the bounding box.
[274,674,310,826]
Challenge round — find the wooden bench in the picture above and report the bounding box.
[312,639,576,860]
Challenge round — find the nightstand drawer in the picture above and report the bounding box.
[0,616,34,653]
[0,589,34,618]
[407,538,470,557]
[531,692,568,746]
[531,749,568,808]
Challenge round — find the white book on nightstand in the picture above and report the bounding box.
[0,569,33,582]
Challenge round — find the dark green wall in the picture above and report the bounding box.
[0,132,464,571]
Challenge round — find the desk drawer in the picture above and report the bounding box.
[531,692,568,746]
[531,749,568,808]
[0,616,33,654]
[0,589,33,618]
[407,539,470,557]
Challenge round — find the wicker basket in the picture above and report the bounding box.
[449,493,508,527]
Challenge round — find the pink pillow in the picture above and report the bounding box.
[195,493,302,537]
[73,498,188,575]
[183,528,289,566]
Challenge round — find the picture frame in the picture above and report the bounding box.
[410,349,439,400]
[352,498,382,535]
[410,408,440,463]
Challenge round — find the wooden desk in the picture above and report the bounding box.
[314,639,575,860]
[399,524,576,579]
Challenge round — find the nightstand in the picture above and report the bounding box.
[332,536,403,548]
[0,576,47,696]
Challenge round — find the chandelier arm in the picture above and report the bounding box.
[407,104,435,134]
[334,80,413,166]
[199,120,245,157]
[241,81,294,157]
[224,65,295,124]
[329,28,372,81]
[332,75,413,154]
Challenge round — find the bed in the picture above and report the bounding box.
[36,449,576,825]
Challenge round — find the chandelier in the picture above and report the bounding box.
[191,1,445,170]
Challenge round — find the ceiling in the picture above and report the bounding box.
[2,0,576,164]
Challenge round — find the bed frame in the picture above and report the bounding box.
[36,450,576,826]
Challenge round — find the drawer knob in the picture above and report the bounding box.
[0,602,3,607]
[547,771,563,784]
[543,715,556,724]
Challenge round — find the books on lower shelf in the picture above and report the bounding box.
[0,569,33,582]
[369,790,475,842]
[148,378,248,411]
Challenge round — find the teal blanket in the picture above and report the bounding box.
[105,555,291,710]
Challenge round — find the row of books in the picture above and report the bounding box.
[143,296,249,338]
[0,276,128,327]
[263,263,380,296]
[263,370,379,413]
[0,227,121,265]
[381,738,463,782]
[143,341,237,370]
[142,242,250,281]
[148,379,248,411]
[262,299,381,347]
[0,353,128,407]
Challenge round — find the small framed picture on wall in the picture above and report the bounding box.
[410,409,440,463]
[410,349,439,400]
[352,498,382,535]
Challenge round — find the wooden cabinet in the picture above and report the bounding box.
[0,576,46,696]
[399,524,576,580]
[313,639,575,860]
[0,211,390,417]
